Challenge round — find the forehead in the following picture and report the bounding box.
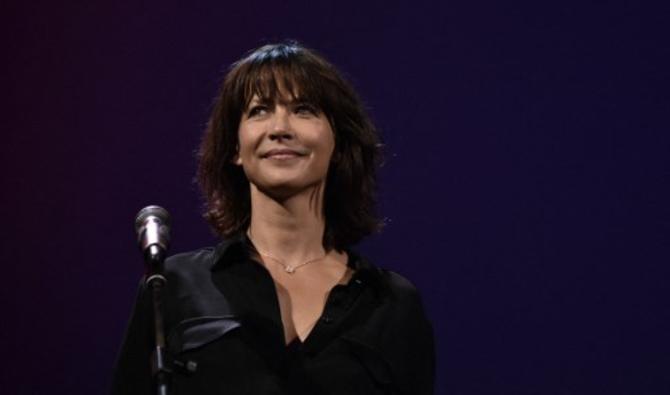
[247,93,306,107]
[241,63,323,108]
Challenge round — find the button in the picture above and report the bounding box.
[321,315,333,324]
[173,359,198,374]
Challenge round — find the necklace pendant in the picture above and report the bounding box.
[285,266,296,274]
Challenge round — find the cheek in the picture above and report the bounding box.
[317,124,336,158]
[235,126,258,164]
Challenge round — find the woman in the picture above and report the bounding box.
[112,42,434,394]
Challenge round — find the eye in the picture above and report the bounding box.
[247,105,269,118]
[294,103,319,116]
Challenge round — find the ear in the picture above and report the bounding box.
[233,144,242,166]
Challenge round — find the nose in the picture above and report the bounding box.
[268,106,293,141]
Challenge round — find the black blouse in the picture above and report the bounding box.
[112,236,434,394]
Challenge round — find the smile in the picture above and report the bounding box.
[261,148,307,159]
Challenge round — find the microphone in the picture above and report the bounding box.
[134,205,171,264]
[134,206,173,393]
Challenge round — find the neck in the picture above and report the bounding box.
[247,183,328,264]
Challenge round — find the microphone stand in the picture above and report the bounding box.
[145,245,170,395]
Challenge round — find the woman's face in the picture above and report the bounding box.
[235,93,335,198]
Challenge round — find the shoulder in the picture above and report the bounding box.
[164,236,247,274]
[158,243,238,323]
[160,238,246,290]
[381,269,420,296]
[352,253,426,311]
[165,246,216,271]
[376,268,428,316]
[162,246,218,287]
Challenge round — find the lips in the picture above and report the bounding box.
[261,148,307,159]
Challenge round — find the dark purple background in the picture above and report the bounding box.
[2,1,669,394]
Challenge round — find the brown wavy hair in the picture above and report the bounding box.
[197,42,382,250]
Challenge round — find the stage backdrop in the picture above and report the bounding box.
[2,1,669,394]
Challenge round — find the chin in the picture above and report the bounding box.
[255,177,326,200]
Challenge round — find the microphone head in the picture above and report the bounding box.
[135,205,172,259]
[134,205,171,234]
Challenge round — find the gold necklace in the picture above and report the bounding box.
[247,232,327,274]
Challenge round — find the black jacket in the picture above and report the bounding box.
[112,236,434,394]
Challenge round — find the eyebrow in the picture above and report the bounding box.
[247,95,313,107]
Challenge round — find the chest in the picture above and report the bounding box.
[271,269,349,343]
[165,267,395,395]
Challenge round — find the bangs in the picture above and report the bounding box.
[237,55,328,111]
